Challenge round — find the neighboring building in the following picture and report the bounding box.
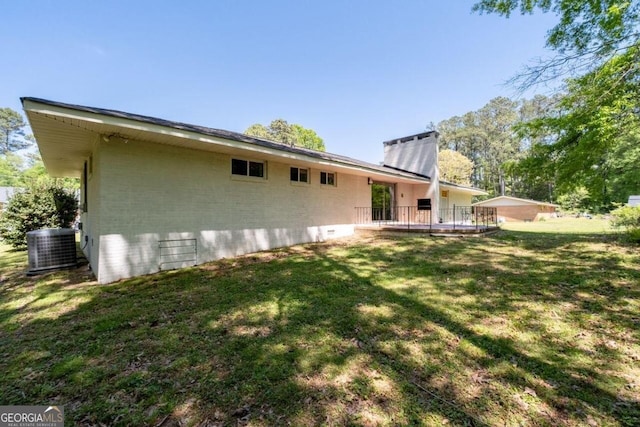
[473,196,558,222]
[0,186,18,212]
[23,97,484,283]
[629,196,640,207]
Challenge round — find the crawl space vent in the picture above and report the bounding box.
[159,239,197,271]
[27,228,77,274]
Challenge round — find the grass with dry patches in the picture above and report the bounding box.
[0,220,639,426]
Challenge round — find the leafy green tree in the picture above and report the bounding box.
[244,123,271,140]
[473,0,640,88]
[438,95,562,198]
[610,204,640,243]
[245,119,325,151]
[438,97,528,195]
[14,153,79,189]
[605,128,640,204]
[473,1,640,210]
[291,124,325,151]
[268,119,296,146]
[371,184,392,220]
[498,95,563,200]
[438,112,481,159]
[477,97,522,194]
[438,149,474,186]
[0,108,31,153]
[0,153,24,186]
[502,155,556,202]
[518,46,640,209]
[0,183,78,249]
[556,187,590,213]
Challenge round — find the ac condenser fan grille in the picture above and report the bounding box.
[27,228,77,274]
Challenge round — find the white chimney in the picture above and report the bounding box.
[383,131,440,222]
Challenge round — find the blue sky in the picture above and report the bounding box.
[2,1,558,163]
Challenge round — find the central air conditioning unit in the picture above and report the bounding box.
[27,228,77,274]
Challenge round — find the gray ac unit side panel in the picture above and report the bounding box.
[27,228,77,273]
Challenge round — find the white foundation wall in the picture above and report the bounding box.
[91,138,370,283]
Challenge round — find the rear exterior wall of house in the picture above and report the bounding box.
[81,137,371,283]
[389,183,474,223]
[439,189,472,211]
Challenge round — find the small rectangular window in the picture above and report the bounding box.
[320,171,336,186]
[232,158,248,176]
[249,161,264,177]
[290,167,309,183]
[327,173,335,186]
[232,158,265,178]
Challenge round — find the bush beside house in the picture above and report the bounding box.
[0,184,78,249]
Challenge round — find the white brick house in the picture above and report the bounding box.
[23,97,484,283]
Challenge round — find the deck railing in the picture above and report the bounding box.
[355,205,498,230]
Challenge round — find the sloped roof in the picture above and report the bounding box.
[23,97,376,168]
[22,97,432,183]
[380,164,486,196]
[21,97,485,195]
[472,196,559,207]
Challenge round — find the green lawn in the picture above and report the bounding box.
[501,216,614,234]
[1,220,638,426]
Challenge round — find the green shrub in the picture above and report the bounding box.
[610,205,640,243]
[627,228,640,243]
[557,187,590,214]
[0,184,78,249]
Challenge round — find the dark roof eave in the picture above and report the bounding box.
[382,130,439,146]
[382,164,431,180]
[21,97,431,182]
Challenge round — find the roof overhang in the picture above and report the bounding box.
[22,97,430,184]
[440,182,488,196]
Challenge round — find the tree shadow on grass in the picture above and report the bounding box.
[312,237,639,425]
[0,232,638,426]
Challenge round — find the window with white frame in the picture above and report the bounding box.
[231,158,265,178]
[290,167,309,183]
[320,171,336,186]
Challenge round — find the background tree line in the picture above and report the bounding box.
[439,0,640,213]
[245,119,325,151]
[437,95,560,201]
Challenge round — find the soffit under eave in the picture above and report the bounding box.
[25,110,97,178]
[24,103,429,184]
[441,185,487,196]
